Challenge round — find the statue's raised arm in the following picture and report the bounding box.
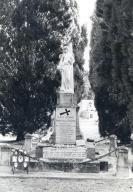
[57,42,75,93]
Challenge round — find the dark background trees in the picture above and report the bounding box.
[0,0,87,140]
[90,0,133,143]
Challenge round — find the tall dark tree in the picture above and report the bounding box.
[74,24,88,102]
[90,0,133,143]
[0,0,87,140]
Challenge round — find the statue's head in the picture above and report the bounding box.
[131,133,133,140]
[63,46,68,54]
[63,42,73,53]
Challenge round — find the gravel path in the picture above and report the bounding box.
[0,178,133,192]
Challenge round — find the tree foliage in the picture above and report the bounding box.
[90,0,133,143]
[0,0,87,140]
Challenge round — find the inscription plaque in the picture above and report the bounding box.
[55,107,76,144]
[43,147,87,160]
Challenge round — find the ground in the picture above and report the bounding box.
[0,178,133,192]
[0,140,132,192]
[0,103,132,191]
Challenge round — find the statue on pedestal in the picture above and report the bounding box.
[57,42,75,93]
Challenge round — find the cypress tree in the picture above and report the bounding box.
[0,0,87,140]
[90,0,133,143]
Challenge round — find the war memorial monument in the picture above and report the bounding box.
[39,42,96,167]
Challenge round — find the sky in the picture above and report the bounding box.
[76,0,97,71]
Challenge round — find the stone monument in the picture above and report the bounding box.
[37,42,96,165]
[50,42,82,145]
[54,42,82,145]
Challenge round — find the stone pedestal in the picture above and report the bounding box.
[55,92,82,145]
[41,92,88,164]
[55,106,76,145]
[49,92,82,144]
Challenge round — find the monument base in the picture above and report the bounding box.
[36,141,96,161]
[35,142,100,173]
[36,144,99,173]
